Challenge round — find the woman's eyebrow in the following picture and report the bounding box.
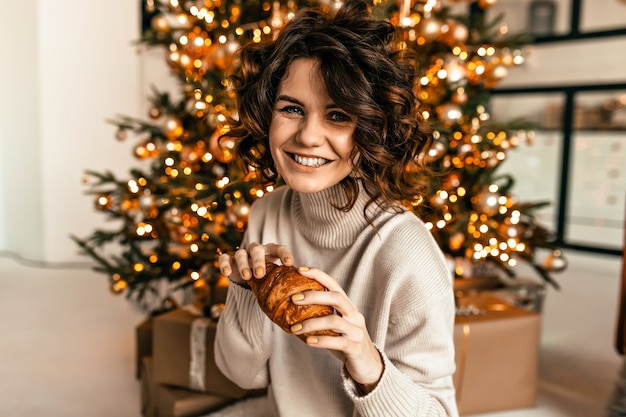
[276,95,303,106]
[276,94,342,111]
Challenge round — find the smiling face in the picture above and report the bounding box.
[269,58,357,194]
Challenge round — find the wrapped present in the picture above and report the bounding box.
[140,357,157,417]
[155,384,235,417]
[153,305,253,399]
[136,317,153,380]
[142,355,235,417]
[453,294,541,416]
[137,300,179,379]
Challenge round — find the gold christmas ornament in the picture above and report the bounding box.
[148,105,162,119]
[444,58,467,84]
[484,63,508,88]
[451,88,468,105]
[449,232,465,251]
[544,249,567,272]
[437,103,463,126]
[427,141,447,160]
[442,19,469,45]
[110,279,127,294]
[210,303,225,320]
[417,16,443,41]
[134,139,159,159]
[163,115,184,140]
[95,194,113,211]
[151,14,170,33]
[115,129,128,141]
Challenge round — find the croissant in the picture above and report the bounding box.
[248,263,339,341]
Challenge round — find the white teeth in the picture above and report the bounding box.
[293,154,329,167]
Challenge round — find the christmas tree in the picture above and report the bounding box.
[73,0,562,313]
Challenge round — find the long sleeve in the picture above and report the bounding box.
[214,270,274,390]
[343,296,457,417]
[341,214,458,417]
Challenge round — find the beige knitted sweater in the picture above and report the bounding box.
[214,184,458,417]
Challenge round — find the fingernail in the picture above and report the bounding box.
[284,256,293,264]
[298,266,310,272]
[291,323,303,333]
[292,293,304,302]
[306,336,318,344]
[223,266,232,276]
[242,268,251,279]
[254,266,264,277]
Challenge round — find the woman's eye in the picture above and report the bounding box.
[279,105,303,116]
[329,111,352,123]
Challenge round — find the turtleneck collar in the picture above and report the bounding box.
[293,183,381,249]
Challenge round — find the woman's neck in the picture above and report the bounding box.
[293,183,374,249]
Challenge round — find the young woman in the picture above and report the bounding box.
[213,1,458,416]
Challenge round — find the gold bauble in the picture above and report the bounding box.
[94,194,113,211]
[231,202,251,222]
[450,21,469,43]
[427,141,447,161]
[466,57,486,84]
[210,303,225,320]
[437,103,463,126]
[419,83,447,105]
[163,115,184,140]
[148,105,162,120]
[151,14,170,33]
[110,279,127,294]
[115,129,128,142]
[417,16,443,41]
[451,89,468,105]
[484,64,508,89]
[544,249,568,273]
[134,139,159,159]
[444,58,467,84]
[449,232,465,251]
[442,19,469,45]
[477,191,500,215]
[444,172,461,188]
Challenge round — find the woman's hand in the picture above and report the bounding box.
[290,266,384,394]
[218,242,294,285]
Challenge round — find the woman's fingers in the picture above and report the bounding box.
[234,247,253,280]
[218,252,233,276]
[219,242,296,281]
[265,243,295,266]
[247,242,267,278]
[297,266,344,293]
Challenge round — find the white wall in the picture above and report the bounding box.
[0,0,142,262]
[0,0,42,258]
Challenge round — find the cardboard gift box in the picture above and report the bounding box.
[453,294,541,416]
[155,383,235,417]
[141,355,235,417]
[153,306,252,399]
[137,317,154,380]
[141,357,157,417]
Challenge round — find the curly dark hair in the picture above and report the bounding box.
[225,0,433,213]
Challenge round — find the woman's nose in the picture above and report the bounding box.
[296,115,325,147]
